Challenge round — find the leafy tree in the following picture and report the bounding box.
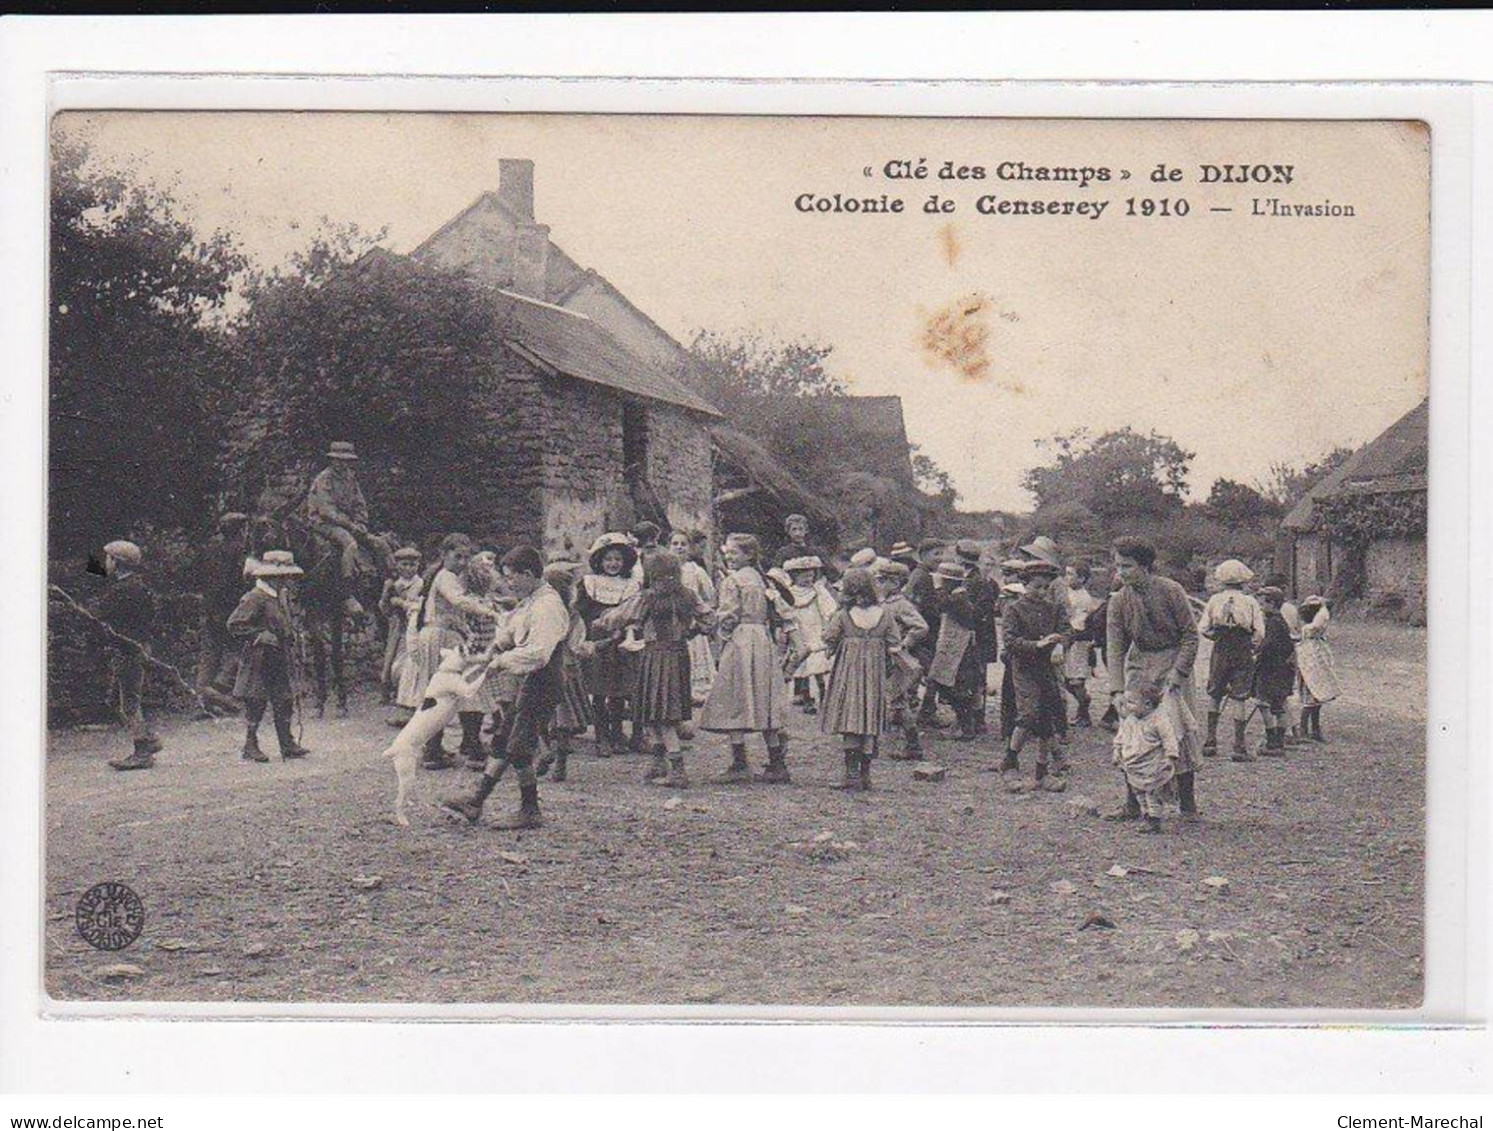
[1022,427,1194,521]
[686,330,847,416]
[49,136,246,558]
[910,442,959,506]
[1204,477,1282,528]
[219,233,513,541]
[1256,445,1355,511]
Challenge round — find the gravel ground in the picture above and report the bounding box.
[44,619,1424,1011]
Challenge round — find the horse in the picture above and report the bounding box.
[262,510,390,718]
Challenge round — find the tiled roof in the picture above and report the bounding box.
[499,292,720,417]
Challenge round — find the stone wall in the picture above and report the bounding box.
[463,356,547,548]
[644,403,716,542]
[536,375,625,558]
[1365,535,1428,623]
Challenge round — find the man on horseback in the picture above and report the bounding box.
[306,441,389,616]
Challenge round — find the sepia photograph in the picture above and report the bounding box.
[44,111,1430,1012]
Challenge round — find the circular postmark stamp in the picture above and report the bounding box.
[75,881,145,952]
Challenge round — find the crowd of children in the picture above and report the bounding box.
[81,508,1343,835]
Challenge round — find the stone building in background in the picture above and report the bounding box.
[407,157,721,556]
[1278,397,1428,622]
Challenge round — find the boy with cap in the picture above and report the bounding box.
[90,539,164,770]
[907,539,948,726]
[955,540,999,735]
[1197,559,1265,761]
[1252,586,1297,757]
[227,550,311,763]
[999,559,1070,791]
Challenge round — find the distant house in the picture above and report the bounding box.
[1278,397,1428,620]
[401,158,721,555]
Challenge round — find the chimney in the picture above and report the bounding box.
[512,223,551,299]
[497,158,535,222]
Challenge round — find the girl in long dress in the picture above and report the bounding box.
[1295,595,1340,742]
[596,550,707,788]
[398,533,499,769]
[821,567,903,792]
[575,533,641,756]
[700,533,793,784]
[670,529,717,706]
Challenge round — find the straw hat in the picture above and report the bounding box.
[934,561,968,582]
[1019,536,1062,570]
[875,559,910,580]
[588,532,639,573]
[783,555,823,573]
[392,546,422,562]
[848,547,878,568]
[253,549,304,578]
[327,441,358,461]
[888,541,917,563]
[954,539,984,565]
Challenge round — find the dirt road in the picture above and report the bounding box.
[45,619,1424,1011]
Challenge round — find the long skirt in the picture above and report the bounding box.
[701,622,790,734]
[633,640,692,726]
[1121,644,1204,773]
[820,638,888,738]
[554,657,593,735]
[1296,638,1341,704]
[583,642,636,699]
[398,624,462,709]
[688,633,716,704]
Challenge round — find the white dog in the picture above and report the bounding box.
[384,648,492,826]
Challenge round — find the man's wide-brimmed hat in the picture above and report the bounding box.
[103,540,142,566]
[253,549,304,578]
[1213,558,1254,585]
[1020,536,1062,570]
[327,441,359,461]
[783,555,823,573]
[934,561,968,582]
[588,532,639,573]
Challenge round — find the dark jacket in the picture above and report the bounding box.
[1001,592,1064,672]
[90,572,157,656]
[227,585,297,701]
[1252,609,1297,703]
[964,572,999,664]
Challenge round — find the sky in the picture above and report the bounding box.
[55,112,1430,512]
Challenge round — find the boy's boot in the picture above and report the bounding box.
[859,753,874,792]
[1074,698,1092,728]
[488,768,543,830]
[1141,815,1163,835]
[837,751,860,790]
[1263,726,1286,757]
[550,742,569,783]
[110,740,157,771]
[1039,757,1066,792]
[422,731,455,770]
[903,724,923,761]
[1103,785,1142,821]
[757,736,791,784]
[1203,710,1221,756]
[274,709,310,759]
[644,744,669,784]
[1308,707,1326,743]
[1177,771,1198,819]
[1229,718,1254,762]
[710,744,752,784]
[241,727,270,763]
[440,765,500,824]
[663,755,689,789]
[458,712,486,769]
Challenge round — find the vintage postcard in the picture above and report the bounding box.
[45,111,1429,1012]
